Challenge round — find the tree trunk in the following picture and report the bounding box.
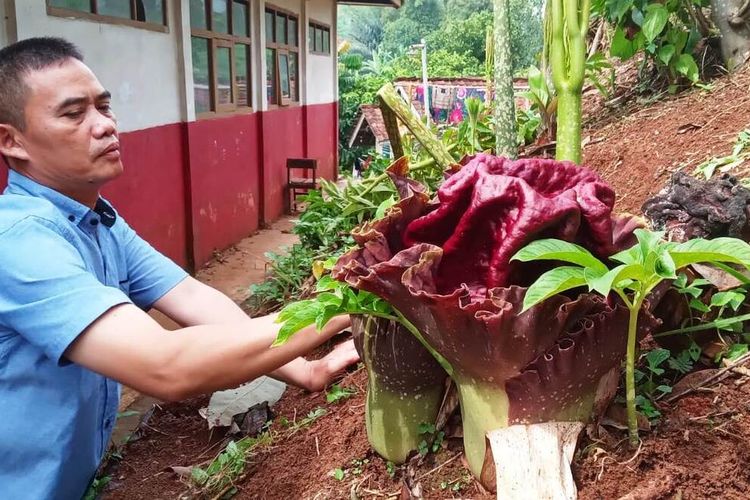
[711,0,750,69]
[493,0,518,159]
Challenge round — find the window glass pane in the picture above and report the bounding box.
[276,13,286,45]
[315,28,323,54]
[323,29,330,54]
[50,0,90,11]
[232,1,248,37]
[212,0,229,33]
[235,44,250,107]
[278,52,290,99]
[308,24,314,49]
[190,0,207,29]
[266,48,277,104]
[191,37,211,114]
[288,18,297,47]
[98,0,131,18]
[265,10,274,43]
[216,46,233,105]
[289,52,298,101]
[136,0,164,24]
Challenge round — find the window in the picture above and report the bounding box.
[265,6,299,106]
[308,21,330,55]
[190,0,252,116]
[47,0,167,30]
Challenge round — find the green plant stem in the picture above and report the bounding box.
[555,90,583,163]
[454,377,509,476]
[549,0,589,164]
[625,294,645,447]
[653,312,750,338]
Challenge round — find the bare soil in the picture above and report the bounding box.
[104,68,750,499]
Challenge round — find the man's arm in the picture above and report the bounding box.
[151,276,357,391]
[64,302,351,402]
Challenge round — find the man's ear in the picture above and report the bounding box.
[0,124,29,164]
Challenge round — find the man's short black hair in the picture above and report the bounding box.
[0,37,83,130]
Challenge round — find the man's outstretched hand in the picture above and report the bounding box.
[304,338,360,392]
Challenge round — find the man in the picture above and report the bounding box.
[0,37,358,499]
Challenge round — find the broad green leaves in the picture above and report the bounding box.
[511,239,608,273]
[515,229,750,312]
[642,5,668,42]
[520,267,587,312]
[274,276,395,346]
[602,0,704,86]
[670,238,750,269]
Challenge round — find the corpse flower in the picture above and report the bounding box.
[332,154,659,486]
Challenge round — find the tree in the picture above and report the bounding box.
[378,0,445,57]
[426,11,492,65]
[389,49,484,78]
[338,6,386,59]
[509,0,545,70]
[444,0,492,20]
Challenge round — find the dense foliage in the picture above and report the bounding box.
[337,0,545,169]
[595,0,712,88]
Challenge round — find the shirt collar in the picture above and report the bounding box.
[5,169,117,228]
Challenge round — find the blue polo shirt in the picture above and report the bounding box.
[0,170,188,499]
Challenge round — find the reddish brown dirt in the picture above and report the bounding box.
[105,69,750,499]
[583,65,750,214]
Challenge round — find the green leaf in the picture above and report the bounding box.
[727,343,749,361]
[674,53,699,83]
[658,44,675,65]
[642,5,669,42]
[645,348,670,371]
[191,467,209,486]
[522,267,587,312]
[375,195,396,219]
[333,468,345,481]
[274,300,322,346]
[611,26,637,60]
[610,244,643,265]
[326,384,355,404]
[510,239,608,273]
[669,237,750,270]
[610,0,634,22]
[588,263,647,297]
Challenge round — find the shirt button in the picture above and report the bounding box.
[68,215,75,222]
[91,219,99,226]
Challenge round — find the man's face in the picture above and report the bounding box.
[7,58,122,190]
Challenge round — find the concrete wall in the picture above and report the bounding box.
[306,0,335,105]
[0,0,8,47]
[12,0,184,133]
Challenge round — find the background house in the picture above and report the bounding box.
[0,0,396,270]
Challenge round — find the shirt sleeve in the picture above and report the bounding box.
[118,219,188,310]
[0,217,132,365]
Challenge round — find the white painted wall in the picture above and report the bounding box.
[12,0,184,132]
[0,1,7,48]
[306,0,335,105]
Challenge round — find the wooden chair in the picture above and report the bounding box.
[286,158,318,213]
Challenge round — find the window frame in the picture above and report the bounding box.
[191,0,253,119]
[308,20,331,56]
[46,0,169,33]
[265,4,300,108]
